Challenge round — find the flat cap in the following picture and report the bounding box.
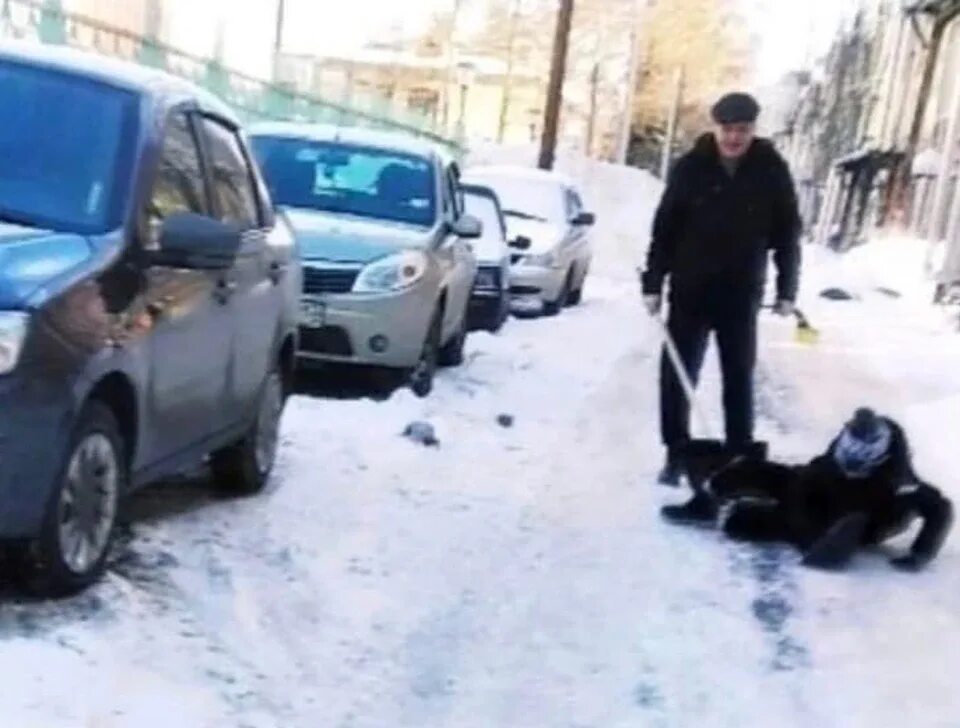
[711,92,760,124]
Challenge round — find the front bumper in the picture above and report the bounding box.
[0,374,72,538]
[296,286,433,369]
[509,263,566,303]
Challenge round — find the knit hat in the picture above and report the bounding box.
[711,92,761,124]
[831,408,893,478]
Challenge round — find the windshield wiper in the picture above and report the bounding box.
[502,209,548,222]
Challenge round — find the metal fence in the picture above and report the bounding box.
[0,0,461,153]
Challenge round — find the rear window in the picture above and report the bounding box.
[0,59,138,235]
[251,135,436,228]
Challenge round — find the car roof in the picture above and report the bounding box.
[463,164,577,189]
[0,41,237,122]
[249,121,444,161]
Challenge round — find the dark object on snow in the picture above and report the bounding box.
[402,421,439,448]
[707,409,954,571]
[497,414,515,429]
[711,92,761,125]
[876,286,902,299]
[641,133,801,451]
[820,287,856,301]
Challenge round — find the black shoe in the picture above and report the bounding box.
[661,492,718,524]
[801,513,869,569]
[657,448,685,486]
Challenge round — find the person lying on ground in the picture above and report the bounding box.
[663,408,953,570]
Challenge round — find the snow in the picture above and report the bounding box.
[2,151,960,727]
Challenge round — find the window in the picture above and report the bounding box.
[0,60,138,235]
[147,112,206,229]
[201,118,260,228]
[250,136,436,228]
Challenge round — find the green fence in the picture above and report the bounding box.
[0,0,461,153]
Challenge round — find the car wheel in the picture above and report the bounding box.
[29,401,124,596]
[568,266,589,306]
[438,307,468,367]
[544,270,572,316]
[410,307,442,398]
[211,366,284,496]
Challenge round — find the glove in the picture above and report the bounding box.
[643,294,662,316]
[772,299,795,317]
[890,553,929,572]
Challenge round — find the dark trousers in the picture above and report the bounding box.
[660,294,759,449]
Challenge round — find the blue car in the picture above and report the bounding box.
[0,44,301,594]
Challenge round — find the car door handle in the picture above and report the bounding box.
[214,278,237,304]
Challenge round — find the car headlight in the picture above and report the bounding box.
[524,250,558,268]
[0,312,29,375]
[353,251,428,293]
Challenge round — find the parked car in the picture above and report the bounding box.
[463,165,595,315]
[461,184,510,332]
[249,123,481,397]
[0,44,300,594]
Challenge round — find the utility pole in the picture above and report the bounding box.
[272,0,286,82]
[659,66,683,180]
[442,0,464,134]
[497,0,522,143]
[616,0,643,164]
[586,62,600,157]
[538,0,575,170]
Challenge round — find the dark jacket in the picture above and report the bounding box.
[641,134,802,303]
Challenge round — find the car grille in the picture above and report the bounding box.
[299,326,354,356]
[302,266,360,294]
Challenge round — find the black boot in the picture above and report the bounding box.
[657,447,684,487]
[661,491,718,524]
[801,513,869,569]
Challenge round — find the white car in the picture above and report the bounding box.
[463,165,595,315]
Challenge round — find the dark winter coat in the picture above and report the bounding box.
[641,134,802,304]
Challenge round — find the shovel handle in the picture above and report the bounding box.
[654,315,716,439]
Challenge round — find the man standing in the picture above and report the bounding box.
[640,92,802,495]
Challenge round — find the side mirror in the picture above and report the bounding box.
[152,212,243,270]
[572,211,596,226]
[451,213,483,239]
[509,235,532,251]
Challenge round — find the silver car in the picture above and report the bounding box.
[250,123,480,397]
[463,165,595,315]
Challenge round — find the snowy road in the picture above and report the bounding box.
[2,162,960,728]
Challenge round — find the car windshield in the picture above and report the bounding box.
[252,136,436,228]
[0,60,139,235]
[463,191,506,259]
[468,175,566,224]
